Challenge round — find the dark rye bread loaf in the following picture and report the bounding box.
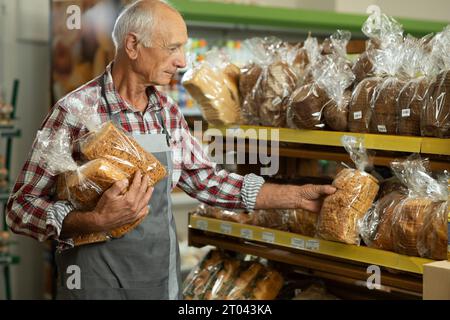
[370,77,406,134]
[421,70,450,138]
[348,77,381,133]
[397,77,429,136]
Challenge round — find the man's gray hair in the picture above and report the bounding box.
[111,0,172,51]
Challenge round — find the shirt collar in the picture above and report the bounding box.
[104,62,164,114]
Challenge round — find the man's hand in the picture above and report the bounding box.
[254,183,336,213]
[93,170,154,231]
[60,171,154,240]
[295,184,336,212]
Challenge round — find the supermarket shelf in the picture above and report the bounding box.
[189,215,438,275]
[207,125,450,156]
[172,0,447,37]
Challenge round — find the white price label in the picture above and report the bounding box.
[240,228,253,240]
[353,111,362,120]
[401,108,411,118]
[291,238,305,249]
[306,240,320,251]
[377,125,387,133]
[262,231,275,243]
[220,223,232,234]
[196,220,208,231]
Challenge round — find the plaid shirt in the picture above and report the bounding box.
[6,63,264,249]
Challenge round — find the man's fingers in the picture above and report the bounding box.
[127,170,143,197]
[135,175,150,204]
[302,199,322,213]
[319,185,337,196]
[104,179,129,198]
[138,185,154,211]
[137,205,150,219]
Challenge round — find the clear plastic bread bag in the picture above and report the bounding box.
[239,37,297,127]
[397,35,437,136]
[389,156,448,259]
[34,128,135,246]
[249,209,290,231]
[286,36,329,130]
[190,204,252,224]
[319,54,355,131]
[422,26,450,138]
[316,136,379,244]
[63,87,167,186]
[182,49,241,125]
[183,249,227,300]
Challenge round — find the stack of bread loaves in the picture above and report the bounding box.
[45,89,166,246]
[183,249,284,300]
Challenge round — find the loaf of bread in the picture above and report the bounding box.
[323,90,352,131]
[317,168,379,244]
[391,197,431,257]
[57,158,128,210]
[369,78,405,134]
[250,209,290,231]
[397,77,429,136]
[183,63,241,125]
[352,49,376,84]
[239,64,263,125]
[225,262,264,300]
[192,205,252,225]
[421,70,450,138]
[287,209,318,237]
[247,268,284,300]
[417,201,448,260]
[287,83,328,129]
[205,259,241,300]
[183,250,225,300]
[256,61,297,128]
[369,191,407,251]
[348,78,380,133]
[56,158,149,246]
[80,122,167,185]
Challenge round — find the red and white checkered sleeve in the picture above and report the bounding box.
[6,104,82,247]
[176,114,265,211]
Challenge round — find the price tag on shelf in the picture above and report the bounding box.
[291,237,305,249]
[240,228,253,240]
[353,111,362,120]
[306,239,320,251]
[262,231,275,243]
[220,222,232,234]
[196,220,208,231]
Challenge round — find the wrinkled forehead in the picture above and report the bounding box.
[152,9,188,45]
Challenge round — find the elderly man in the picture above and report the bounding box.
[7,0,335,300]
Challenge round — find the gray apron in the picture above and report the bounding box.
[55,77,181,300]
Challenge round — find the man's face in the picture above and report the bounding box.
[134,10,188,86]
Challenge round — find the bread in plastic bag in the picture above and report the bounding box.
[183,249,283,300]
[390,156,448,259]
[190,204,252,225]
[317,136,379,244]
[249,209,290,231]
[63,86,167,186]
[287,208,318,237]
[421,70,450,138]
[287,83,328,130]
[35,128,146,246]
[359,190,407,251]
[239,37,297,127]
[348,77,381,133]
[182,51,241,125]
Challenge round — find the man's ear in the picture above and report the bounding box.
[124,33,140,60]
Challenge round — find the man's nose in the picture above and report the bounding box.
[174,47,187,69]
